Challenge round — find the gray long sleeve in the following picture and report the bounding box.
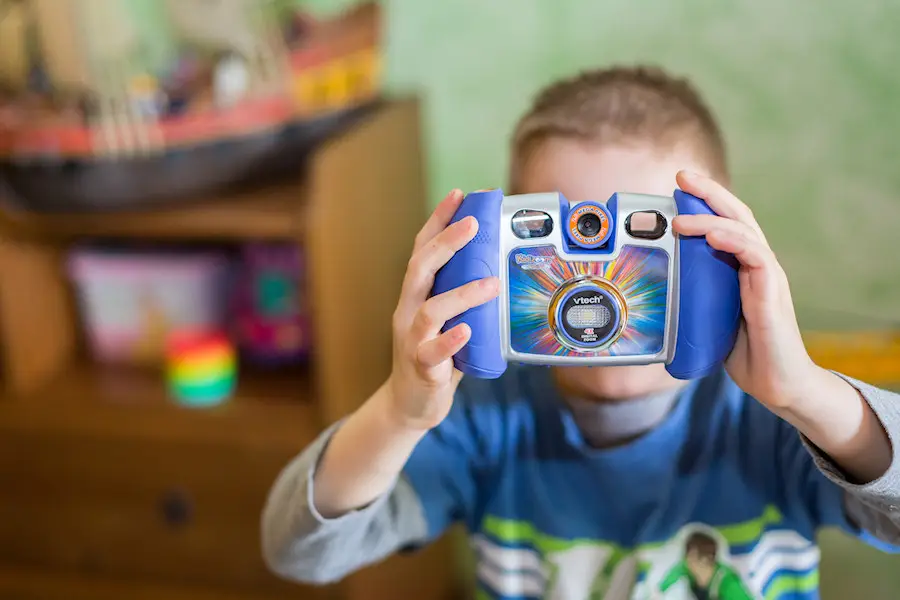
[803,374,900,545]
[261,422,429,584]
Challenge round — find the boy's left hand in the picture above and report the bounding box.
[671,170,814,410]
[671,170,892,483]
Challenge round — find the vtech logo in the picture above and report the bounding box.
[515,254,551,265]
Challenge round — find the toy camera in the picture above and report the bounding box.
[431,189,742,380]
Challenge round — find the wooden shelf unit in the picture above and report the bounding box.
[0,99,463,600]
[2,182,305,240]
[0,362,316,449]
[0,181,311,241]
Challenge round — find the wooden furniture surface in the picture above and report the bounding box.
[0,99,463,600]
[0,181,310,242]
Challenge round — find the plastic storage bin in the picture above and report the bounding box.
[68,248,232,366]
[231,243,311,367]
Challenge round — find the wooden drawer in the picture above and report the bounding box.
[0,563,330,600]
[0,427,325,598]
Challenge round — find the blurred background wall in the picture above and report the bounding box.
[381,0,900,332]
[100,0,900,595]
[118,2,899,327]
[4,0,898,597]
[381,1,900,596]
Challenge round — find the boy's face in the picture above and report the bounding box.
[685,548,717,586]
[517,138,713,401]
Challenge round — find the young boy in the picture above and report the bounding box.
[262,66,900,599]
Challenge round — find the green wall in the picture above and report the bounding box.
[384,0,900,331]
[381,2,900,598]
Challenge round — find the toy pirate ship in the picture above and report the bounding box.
[0,0,382,211]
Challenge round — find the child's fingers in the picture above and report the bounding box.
[674,213,761,241]
[410,276,499,343]
[675,171,768,244]
[706,229,790,307]
[675,170,749,221]
[397,216,479,315]
[676,214,790,308]
[705,228,771,270]
[673,214,775,270]
[413,189,466,253]
[416,323,471,369]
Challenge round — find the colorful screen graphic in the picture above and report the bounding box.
[508,245,669,357]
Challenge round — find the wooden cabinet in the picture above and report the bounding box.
[0,100,463,600]
[0,414,320,595]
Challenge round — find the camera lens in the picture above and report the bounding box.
[566,202,612,249]
[577,213,602,238]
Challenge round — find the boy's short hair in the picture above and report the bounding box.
[509,65,728,190]
[685,531,718,560]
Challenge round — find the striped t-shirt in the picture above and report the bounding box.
[261,365,900,600]
[401,367,898,599]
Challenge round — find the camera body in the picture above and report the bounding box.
[431,188,742,380]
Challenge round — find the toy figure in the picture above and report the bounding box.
[164,0,282,95]
[212,52,249,109]
[165,329,236,408]
[129,74,165,118]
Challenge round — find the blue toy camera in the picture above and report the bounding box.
[431,189,742,379]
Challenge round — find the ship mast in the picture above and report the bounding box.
[82,0,159,157]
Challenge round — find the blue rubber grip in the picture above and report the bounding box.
[431,189,506,378]
[666,189,742,379]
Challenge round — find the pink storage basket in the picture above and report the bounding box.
[68,248,232,366]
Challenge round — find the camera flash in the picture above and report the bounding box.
[566,305,611,329]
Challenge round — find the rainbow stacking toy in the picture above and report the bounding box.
[165,330,237,408]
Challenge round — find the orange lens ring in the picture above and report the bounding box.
[567,204,610,245]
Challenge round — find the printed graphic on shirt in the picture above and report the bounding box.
[473,507,821,600]
[507,245,668,358]
[641,524,755,600]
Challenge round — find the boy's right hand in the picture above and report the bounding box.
[387,189,500,432]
